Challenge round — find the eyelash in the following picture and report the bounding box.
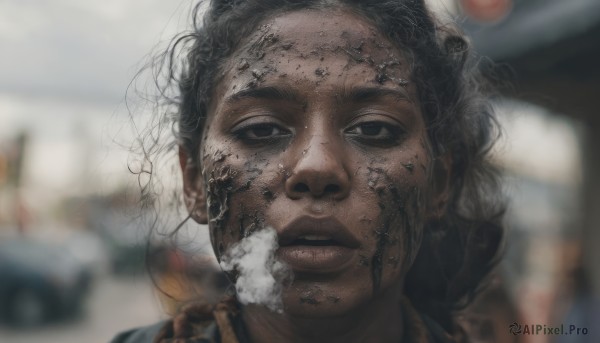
[233,122,292,144]
[232,120,403,147]
[344,121,403,146]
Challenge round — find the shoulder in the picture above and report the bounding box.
[110,320,221,343]
[109,321,167,343]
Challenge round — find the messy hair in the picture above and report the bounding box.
[135,0,505,333]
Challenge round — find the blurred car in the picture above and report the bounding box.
[64,231,110,277]
[0,238,91,326]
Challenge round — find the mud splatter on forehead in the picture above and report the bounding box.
[220,9,413,93]
[247,24,279,61]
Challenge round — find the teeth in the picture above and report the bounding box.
[299,235,331,241]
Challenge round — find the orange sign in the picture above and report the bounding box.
[460,0,513,23]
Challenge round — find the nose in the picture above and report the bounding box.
[285,135,350,200]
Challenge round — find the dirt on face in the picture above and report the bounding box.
[365,165,426,295]
[219,10,413,96]
[196,8,436,317]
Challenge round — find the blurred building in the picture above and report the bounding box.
[457,0,600,341]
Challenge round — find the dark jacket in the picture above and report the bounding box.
[110,322,167,343]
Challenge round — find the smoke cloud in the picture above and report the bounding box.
[219,227,291,313]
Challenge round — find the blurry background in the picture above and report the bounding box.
[0,0,598,342]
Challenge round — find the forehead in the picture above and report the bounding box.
[213,8,414,109]
[265,8,384,52]
[238,7,407,69]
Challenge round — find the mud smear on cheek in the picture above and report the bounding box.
[206,165,237,248]
[238,208,265,240]
[371,214,396,295]
[261,187,275,202]
[367,167,424,295]
[205,154,264,247]
[217,157,269,240]
[234,160,264,193]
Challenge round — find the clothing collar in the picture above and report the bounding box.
[154,296,461,343]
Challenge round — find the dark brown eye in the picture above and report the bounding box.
[344,120,404,148]
[346,122,396,139]
[235,123,291,142]
[358,123,386,136]
[249,125,280,138]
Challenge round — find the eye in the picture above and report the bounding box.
[245,124,283,139]
[234,123,291,142]
[345,122,401,143]
[351,123,388,137]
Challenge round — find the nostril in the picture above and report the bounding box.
[294,183,310,193]
[324,184,340,194]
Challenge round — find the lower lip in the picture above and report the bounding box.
[277,245,355,272]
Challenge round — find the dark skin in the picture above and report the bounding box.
[180,8,451,343]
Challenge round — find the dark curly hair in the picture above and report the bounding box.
[134,0,505,334]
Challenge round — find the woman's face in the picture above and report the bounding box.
[185,8,443,316]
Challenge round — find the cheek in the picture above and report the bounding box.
[360,144,431,290]
[202,142,284,259]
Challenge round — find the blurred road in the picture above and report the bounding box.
[0,275,165,343]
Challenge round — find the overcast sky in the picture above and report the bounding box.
[0,0,194,211]
[0,0,190,104]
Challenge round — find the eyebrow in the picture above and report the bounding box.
[225,86,301,104]
[224,85,412,106]
[338,86,412,105]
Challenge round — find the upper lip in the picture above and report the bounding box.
[278,216,360,248]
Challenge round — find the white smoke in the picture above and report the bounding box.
[219,227,291,313]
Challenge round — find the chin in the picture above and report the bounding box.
[279,282,372,318]
[281,300,361,318]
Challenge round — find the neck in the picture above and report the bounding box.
[241,287,405,343]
